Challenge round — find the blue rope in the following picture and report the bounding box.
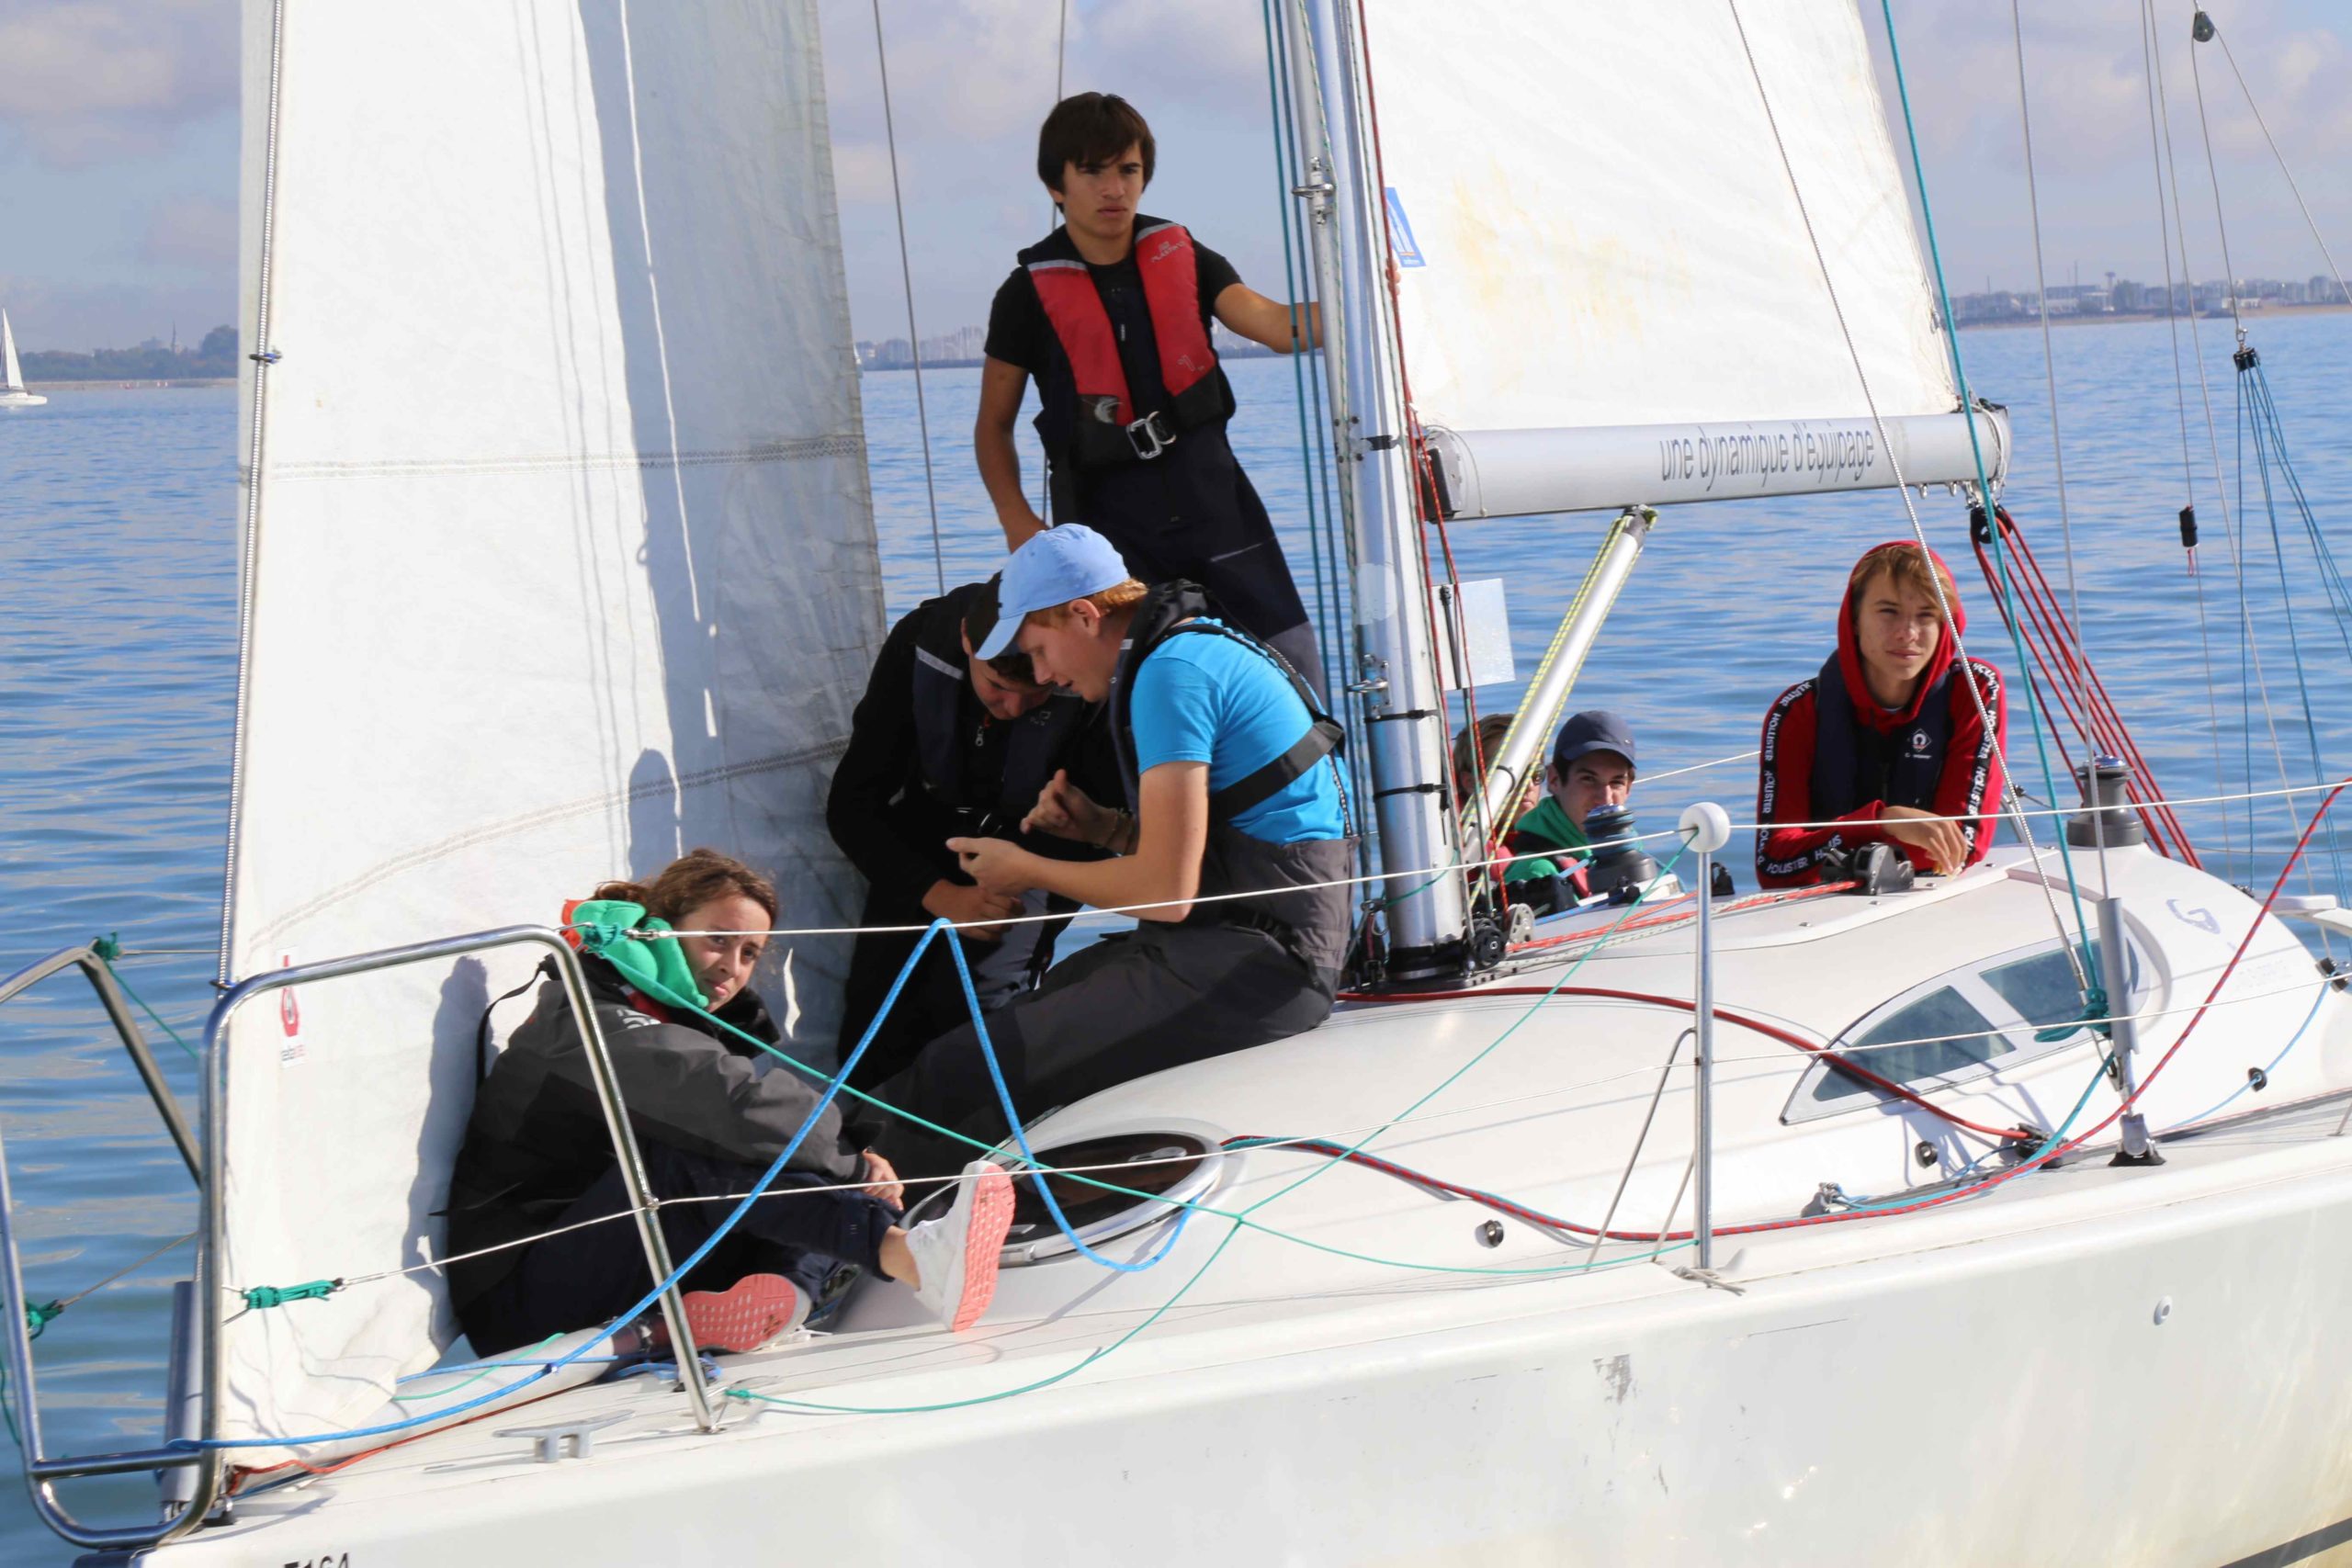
[940,931,1190,1272]
[1878,0,2100,1003]
[2240,354,2348,894]
[168,922,944,1451]
[2162,979,2329,1133]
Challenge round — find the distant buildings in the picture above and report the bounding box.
[1944,269,2348,327]
[854,318,1283,368]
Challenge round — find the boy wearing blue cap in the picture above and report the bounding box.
[1506,711,1638,886]
[875,525,1351,1153]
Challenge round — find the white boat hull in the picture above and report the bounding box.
[139,1089,2352,1568]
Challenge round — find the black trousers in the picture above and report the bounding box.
[838,892,1048,1092]
[458,1143,899,1357]
[1060,432,1326,700]
[875,923,1335,1177]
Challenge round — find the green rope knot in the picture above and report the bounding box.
[243,1279,341,1311]
[91,933,121,963]
[2041,988,2111,1044]
[25,1300,62,1339]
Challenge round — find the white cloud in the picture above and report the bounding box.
[0,0,236,167]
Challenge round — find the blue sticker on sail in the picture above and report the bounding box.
[1384,187,1425,267]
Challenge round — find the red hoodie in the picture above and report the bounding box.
[1754,544,2007,887]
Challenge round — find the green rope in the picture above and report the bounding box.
[701,837,1702,1420]
[93,934,202,1065]
[242,1279,340,1311]
[24,1300,60,1339]
[1874,1,2101,1001]
[391,1335,566,1402]
[571,841,1712,1297]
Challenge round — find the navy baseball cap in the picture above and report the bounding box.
[1552,710,1637,774]
[974,525,1132,660]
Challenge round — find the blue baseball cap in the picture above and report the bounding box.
[1552,710,1637,774]
[973,525,1133,660]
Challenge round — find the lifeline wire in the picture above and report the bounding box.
[179,915,948,1450]
[644,772,2352,941]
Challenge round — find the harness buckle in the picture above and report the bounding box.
[1125,410,1176,460]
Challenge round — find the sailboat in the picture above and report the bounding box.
[0,310,47,407]
[6,1,2352,1562]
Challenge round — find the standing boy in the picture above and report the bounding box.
[974,92,1328,694]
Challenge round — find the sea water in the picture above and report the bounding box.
[1,313,2347,1558]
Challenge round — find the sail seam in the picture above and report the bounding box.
[237,742,849,961]
[246,436,864,484]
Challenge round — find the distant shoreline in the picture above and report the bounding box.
[1958,301,2351,332]
[24,378,236,391]
[860,344,1282,372]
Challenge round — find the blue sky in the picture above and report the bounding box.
[0,0,2343,352]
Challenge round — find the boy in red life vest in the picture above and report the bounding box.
[974,92,1329,695]
[1755,541,2007,888]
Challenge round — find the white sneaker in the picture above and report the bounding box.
[906,1160,1015,1332]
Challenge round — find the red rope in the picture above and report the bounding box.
[1340,983,2033,1142]
[1974,506,2199,863]
[1312,783,2345,1242]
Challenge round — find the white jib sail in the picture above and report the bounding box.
[1361,0,1997,517]
[220,0,879,1448]
[2,310,24,390]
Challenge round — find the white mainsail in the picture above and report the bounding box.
[219,0,878,1444]
[1361,1,2000,517]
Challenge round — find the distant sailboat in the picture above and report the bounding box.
[0,310,47,407]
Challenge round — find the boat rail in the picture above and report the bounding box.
[0,940,212,1548]
[0,926,722,1551]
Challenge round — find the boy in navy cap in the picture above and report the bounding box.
[876,525,1351,1157]
[1505,711,1637,886]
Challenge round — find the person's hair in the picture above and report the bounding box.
[1030,577,1150,627]
[593,848,777,926]
[986,649,1041,686]
[1847,542,1959,626]
[1451,713,1516,795]
[1036,93,1155,195]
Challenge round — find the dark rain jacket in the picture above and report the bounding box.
[445,957,862,1319]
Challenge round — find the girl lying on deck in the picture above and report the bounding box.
[445,848,1012,1356]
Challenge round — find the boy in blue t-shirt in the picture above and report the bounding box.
[876,525,1351,1157]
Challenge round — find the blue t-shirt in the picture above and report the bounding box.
[1128,620,1346,844]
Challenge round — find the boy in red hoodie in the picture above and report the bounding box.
[1755,541,2007,887]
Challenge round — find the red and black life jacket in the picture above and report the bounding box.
[1020,217,1234,469]
[1808,652,1958,820]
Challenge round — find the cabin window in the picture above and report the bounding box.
[1810,987,2002,1103]
[1785,934,2132,1122]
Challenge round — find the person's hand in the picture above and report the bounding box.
[920,878,1021,942]
[1023,768,1115,846]
[944,836,1038,899]
[1879,806,1968,874]
[1003,510,1046,550]
[860,1149,904,1209]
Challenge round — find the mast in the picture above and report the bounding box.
[1281,0,1468,976]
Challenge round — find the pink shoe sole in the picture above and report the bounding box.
[951,1167,1016,1333]
[662,1273,804,1355]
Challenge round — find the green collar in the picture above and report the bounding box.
[568,898,707,1010]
